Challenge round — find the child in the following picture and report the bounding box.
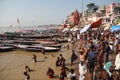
[46,67,55,78]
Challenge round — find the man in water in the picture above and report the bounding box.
[59,68,67,80]
[23,71,30,80]
[59,54,66,66]
[56,57,61,67]
[46,67,55,78]
[32,54,37,63]
[25,65,31,72]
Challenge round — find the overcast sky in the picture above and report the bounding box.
[0,0,120,27]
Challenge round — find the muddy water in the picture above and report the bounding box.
[0,43,74,80]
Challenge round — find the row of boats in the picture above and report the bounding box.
[0,39,64,52]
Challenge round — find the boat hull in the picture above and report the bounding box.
[0,46,15,52]
[15,44,61,52]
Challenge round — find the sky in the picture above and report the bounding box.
[0,0,120,27]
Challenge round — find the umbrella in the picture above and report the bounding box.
[111,25,120,32]
[62,27,70,33]
[70,26,80,32]
[61,24,67,30]
[80,24,91,34]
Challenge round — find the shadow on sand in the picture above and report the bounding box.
[30,69,36,72]
[36,60,46,62]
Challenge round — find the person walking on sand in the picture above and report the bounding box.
[23,71,30,80]
[32,54,37,63]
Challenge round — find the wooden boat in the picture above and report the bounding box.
[0,46,15,52]
[41,43,62,48]
[18,34,56,39]
[14,40,38,45]
[15,40,58,45]
[52,39,68,43]
[15,44,61,52]
[14,44,41,52]
[35,39,57,44]
[34,40,63,48]
[33,45,61,52]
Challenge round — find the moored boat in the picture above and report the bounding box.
[0,46,15,52]
[35,39,57,44]
[32,45,61,52]
[15,44,61,52]
[41,43,62,48]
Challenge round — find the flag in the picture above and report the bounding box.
[90,18,103,28]
[73,9,80,25]
[17,18,20,30]
[80,24,91,34]
[17,18,19,24]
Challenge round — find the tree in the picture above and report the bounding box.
[86,3,99,13]
[87,3,95,9]
[93,6,98,12]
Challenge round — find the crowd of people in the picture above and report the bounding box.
[68,28,120,80]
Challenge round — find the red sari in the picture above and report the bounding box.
[99,48,104,65]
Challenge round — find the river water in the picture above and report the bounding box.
[0,43,73,80]
[0,26,61,34]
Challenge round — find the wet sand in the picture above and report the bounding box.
[0,43,74,80]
